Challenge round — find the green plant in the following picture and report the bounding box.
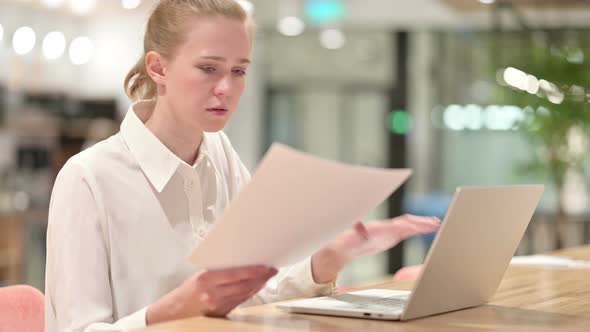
[495,31,590,248]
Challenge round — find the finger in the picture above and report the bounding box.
[200,290,243,316]
[391,221,438,239]
[205,291,256,317]
[365,218,438,242]
[203,278,270,316]
[368,217,439,238]
[402,214,440,226]
[375,216,438,233]
[212,273,274,299]
[393,264,423,282]
[398,214,439,224]
[228,281,268,306]
[226,271,274,302]
[199,265,277,286]
[354,221,370,241]
[393,216,440,234]
[201,296,235,317]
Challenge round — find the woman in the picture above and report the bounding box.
[44,1,439,331]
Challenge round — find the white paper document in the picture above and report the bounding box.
[511,255,590,268]
[191,143,411,269]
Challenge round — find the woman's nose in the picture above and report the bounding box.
[213,77,231,97]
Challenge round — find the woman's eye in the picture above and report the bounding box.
[200,66,216,73]
[233,69,247,76]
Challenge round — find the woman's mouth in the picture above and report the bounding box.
[206,107,228,116]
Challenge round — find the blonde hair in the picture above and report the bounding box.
[124,0,255,101]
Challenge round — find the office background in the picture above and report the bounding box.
[1,0,590,291]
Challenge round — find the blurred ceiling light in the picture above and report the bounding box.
[504,105,524,130]
[319,28,346,49]
[236,0,254,15]
[70,0,96,15]
[538,79,552,93]
[443,104,524,131]
[42,0,65,8]
[547,92,565,105]
[12,26,36,55]
[464,104,483,130]
[483,105,502,130]
[525,75,540,94]
[503,67,527,91]
[538,79,563,102]
[500,67,570,103]
[277,16,305,36]
[443,105,465,131]
[43,31,66,60]
[484,105,520,131]
[122,0,141,10]
[69,36,94,65]
[479,0,495,4]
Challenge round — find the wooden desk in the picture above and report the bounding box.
[138,246,590,331]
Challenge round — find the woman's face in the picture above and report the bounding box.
[162,15,252,133]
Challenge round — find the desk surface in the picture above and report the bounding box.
[138,246,590,331]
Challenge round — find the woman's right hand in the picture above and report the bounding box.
[146,265,278,324]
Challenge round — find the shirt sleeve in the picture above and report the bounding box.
[241,257,335,307]
[45,160,148,332]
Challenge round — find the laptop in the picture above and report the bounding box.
[277,185,544,321]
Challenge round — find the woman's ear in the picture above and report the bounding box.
[146,51,166,86]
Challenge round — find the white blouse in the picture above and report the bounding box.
[45,100,332,332]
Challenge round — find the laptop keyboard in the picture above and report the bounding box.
[322,292,409,312]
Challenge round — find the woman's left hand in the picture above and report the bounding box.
[311,215,440,284]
